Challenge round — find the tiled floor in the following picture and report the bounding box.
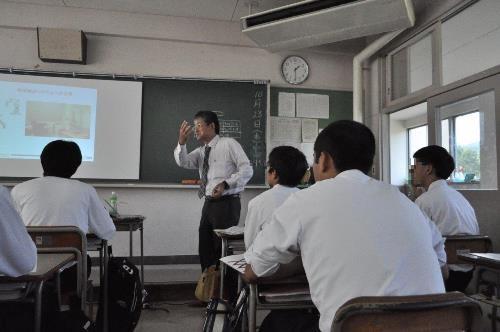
[136,302,206,332]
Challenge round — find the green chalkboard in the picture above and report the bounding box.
[140,79,267,184]
[270,87,353,126]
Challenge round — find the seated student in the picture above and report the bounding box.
[244,120,445,332]
[244,146,308,249]
[0,186,37,332]
[11,140,116,296]
[413,145,479,292]
[0,185,36,277]
[11,140,116,240]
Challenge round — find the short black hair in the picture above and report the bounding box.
[194,111,220,134]
[413,145,455,179]
[314,120,375,174]
[268,146,308,187]
[40,140,82,178]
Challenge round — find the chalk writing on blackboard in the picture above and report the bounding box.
[251,90,265,168]
[220,119,241,139]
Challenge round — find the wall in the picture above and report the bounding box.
[0,2,355,257]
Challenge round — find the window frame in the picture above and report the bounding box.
[406,124,428,167]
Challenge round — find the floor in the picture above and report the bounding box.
[136,302,206,332]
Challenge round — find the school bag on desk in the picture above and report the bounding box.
[202,286,248,332]
[96,251,143,332]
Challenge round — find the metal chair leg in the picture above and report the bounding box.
[248,284,257,332]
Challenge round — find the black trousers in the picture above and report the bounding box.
[199,195,241,271]
[445,269,474,292]
[260,309,320,332]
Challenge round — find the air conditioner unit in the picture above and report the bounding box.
[241,0,415,52]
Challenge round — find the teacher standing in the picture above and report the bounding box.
[174,111,253,272]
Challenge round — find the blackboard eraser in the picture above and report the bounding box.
[181,179,200,185]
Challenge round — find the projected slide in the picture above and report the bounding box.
[0,81,97,161]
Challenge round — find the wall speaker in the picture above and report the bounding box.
[37,27,87,64]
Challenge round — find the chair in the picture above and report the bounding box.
[444,235,492,265]
[444,235,492,292]
[247,273,315,332]
[331,292,482,332]
[27,226,88,310]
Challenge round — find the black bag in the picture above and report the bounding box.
[202,286,248,332]
[97,256,143,332]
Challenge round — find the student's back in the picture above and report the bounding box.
[12,176,115,240]
[244,146,308,248]
[11,140,115,240]
[415,179,478,235]
[266,170,445,331]
[0,186,36,277]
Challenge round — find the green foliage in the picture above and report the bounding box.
[455,144,480,178]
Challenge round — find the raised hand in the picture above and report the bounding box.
[178,120,193,145]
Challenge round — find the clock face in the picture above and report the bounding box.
[281,56,309,84]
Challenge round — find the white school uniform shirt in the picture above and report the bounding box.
[0,186,37,277]
[427,216,447,267]
[244,184,300,249]
[245,170,445,332]
[415,180,479,236]
[11,177,116,240]
[174,135,253,197]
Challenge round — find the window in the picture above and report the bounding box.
[441,113,480,182]
[408,125,428,166]
[441,0,500,85]
[436,91,497,189]
[389,102,427,186]
[389,34,433,100]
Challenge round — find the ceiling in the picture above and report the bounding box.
[0,0,441,54]
[0,0,435,22]
[1,0,303,21]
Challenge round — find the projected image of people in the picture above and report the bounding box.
[25,101,91,139]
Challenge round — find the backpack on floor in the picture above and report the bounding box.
[202,286,248,332]
[97,256,143,332]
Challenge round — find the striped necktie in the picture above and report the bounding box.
[198,145,211,198]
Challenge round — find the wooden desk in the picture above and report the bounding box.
[458,252,500,332]
[0,253,75,332]
[214,228,244,299]
[112,214,145,285]
[458,253,500,270]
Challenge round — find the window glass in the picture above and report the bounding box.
[389,102,427,186]
[408,125,428,166]
[438,91,496,189]
[442,0,500,85]
[391,35,433,100]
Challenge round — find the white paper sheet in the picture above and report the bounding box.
[220,254,246,274]
[301,118,318,143]
[278,92,296,117]
[300,143,315,166]
[296,93,329,119]
[271,117,302,142]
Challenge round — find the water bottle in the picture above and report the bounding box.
[109,191,118,215]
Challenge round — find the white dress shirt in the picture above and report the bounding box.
[245,170,445,332]
[174,135,253,197]
[11,177,116,240]
[427,216,446,267]
[0,186,37,277]
[415,180,479,236]
[244,184,299,249]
